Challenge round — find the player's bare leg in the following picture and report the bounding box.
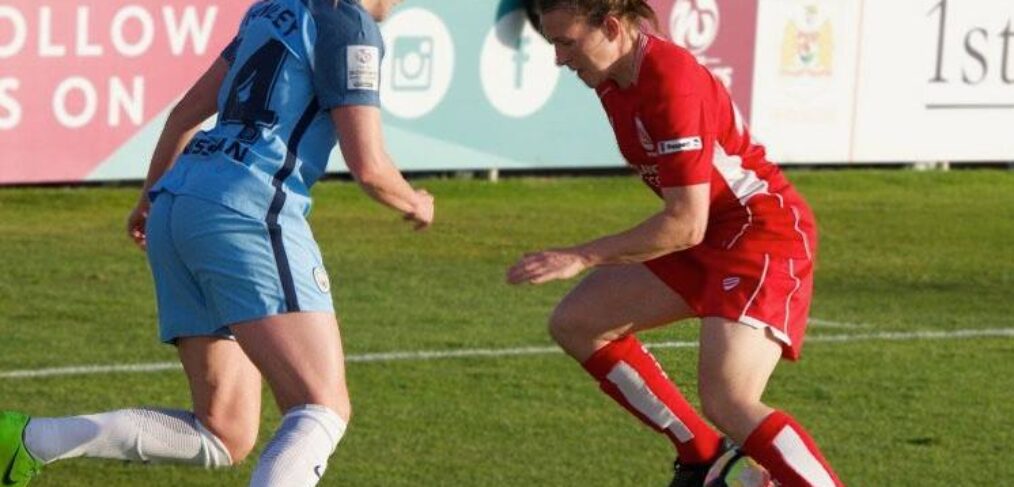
[548,264,725,475]
[696,319,780,442]
[549,264,692,361]
[698,318,843,486]
[177,336,263,463]
[4,337,257,483]
[230,311,350,487]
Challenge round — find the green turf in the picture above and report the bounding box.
[1,170,1012,486]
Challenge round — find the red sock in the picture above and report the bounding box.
[742,410,844,487]
[582,335,721,464]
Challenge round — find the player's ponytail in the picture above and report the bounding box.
[618,0,658,30]
[534,0,659,32]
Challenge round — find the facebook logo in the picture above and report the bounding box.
[514,34,531,89]
[481,9,561,118]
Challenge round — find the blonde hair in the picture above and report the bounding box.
[534,0,659,31]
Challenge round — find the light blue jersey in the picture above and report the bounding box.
[145,0,383,341]
[152,0,384,219]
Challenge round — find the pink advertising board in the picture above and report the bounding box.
[0,2,245,184]
[648,0,758,121]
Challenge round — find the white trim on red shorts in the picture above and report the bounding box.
[784,258,802,333]
[736,253,794,347]
[791,205,813,260]
[739,253,770,316]
[725,204,753,250]
[739,315,792,347]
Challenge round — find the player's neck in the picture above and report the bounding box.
[611,30,646,90]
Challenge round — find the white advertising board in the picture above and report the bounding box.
[851,0,1014,162]
[751,0,862,163]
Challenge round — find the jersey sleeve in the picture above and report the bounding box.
[642,90,714,188]
[219,3,256,67]
[220,36,241,65]
[310,2,383,109]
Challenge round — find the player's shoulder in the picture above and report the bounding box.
[639,35,701,98]
[306,0,379,42]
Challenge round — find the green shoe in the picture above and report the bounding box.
[0,412,42,486]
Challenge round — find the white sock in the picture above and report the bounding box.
[250,405,346,487]
[23,408,232,468]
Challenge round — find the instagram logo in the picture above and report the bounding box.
[392,36,434,91]
[380,8,455,119]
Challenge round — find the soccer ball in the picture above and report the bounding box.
[704,448,774,487]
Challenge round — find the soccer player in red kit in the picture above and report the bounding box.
[506,1,845,486]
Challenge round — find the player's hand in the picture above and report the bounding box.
[506,249,590,285]
[404,188,434,231]
[126,199,150,251]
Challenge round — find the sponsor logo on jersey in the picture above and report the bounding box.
[347,45,380,91]
[722,276,741,291]
[657,136,703,155]
[313,267,331,293]
[634,116,655,152]
[780,4,833,77]
[633,164,661,188]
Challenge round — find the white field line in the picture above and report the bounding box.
[808,318,868,329]
[1,327,1013,380]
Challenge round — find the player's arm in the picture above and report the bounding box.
[331,106,433,229]
[506,184,709,284]
[572,183,709,264]
[314,4,432,229]
[126,56,229,249]
[508,86,711,285]
[136,58,227,199]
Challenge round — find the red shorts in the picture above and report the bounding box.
[645,245,814,360]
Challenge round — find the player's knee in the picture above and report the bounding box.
[286,388,352,424]
[222,429,258,464]
[547,303,587,344]
[201,413,259,464]
[331,395,352,424]
[698,384,754,432]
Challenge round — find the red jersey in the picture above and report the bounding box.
[597,35,815,259]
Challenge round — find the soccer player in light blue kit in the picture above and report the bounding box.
[0,0,429,485]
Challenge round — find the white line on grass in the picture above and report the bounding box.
[808,318,868,329]
[2,327,1012,380]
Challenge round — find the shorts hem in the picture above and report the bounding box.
[737,315,792,346]
[221,306,336,328]
[702,314,802,361]
[159,328,235,345]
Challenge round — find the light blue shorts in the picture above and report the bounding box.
[146,192,334,343]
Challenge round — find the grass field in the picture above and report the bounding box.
[1,170,1012,486]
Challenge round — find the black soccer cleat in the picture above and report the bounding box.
[668,460,711,487]
[667,438,735,487]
